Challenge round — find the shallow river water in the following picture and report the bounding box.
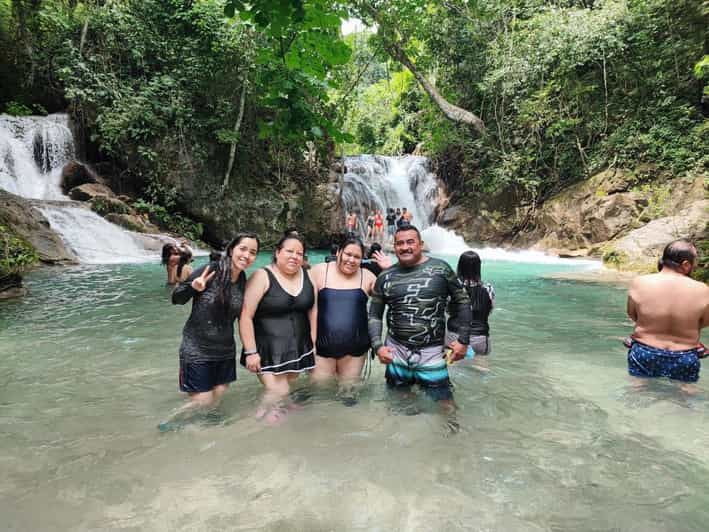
[1,254,707,531]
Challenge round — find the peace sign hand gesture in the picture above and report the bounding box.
[191,265,216,292]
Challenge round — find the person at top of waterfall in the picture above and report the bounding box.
[310,237,392,401]
[239,233,317,423]
[346,211,357,236]
[625,239,708,393]
[446,250,496,371]
[161,233,260,429]
[368,225,471,425]
[386,208,397,242]
[373,209,384,242]
[365,212,375,241]
[162,242,193,285]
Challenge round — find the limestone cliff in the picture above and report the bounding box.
[441,170,707,272]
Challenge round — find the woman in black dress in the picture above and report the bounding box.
[163,233,259,426]
[239,233,316,422]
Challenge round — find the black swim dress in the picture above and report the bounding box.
[316,264,370,358]
[241,267,316,374]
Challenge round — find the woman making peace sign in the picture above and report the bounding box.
[164,233,260,425]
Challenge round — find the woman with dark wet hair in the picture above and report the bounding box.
[239,233,316,422]
[310,237,391,399]
[161,233,260,428]
[447,250,496,368]
[162,242,193,285]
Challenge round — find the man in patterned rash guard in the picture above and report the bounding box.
[368,225,471,406]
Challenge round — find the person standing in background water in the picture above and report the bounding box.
[365,211,375,242]
[447,250,495,371]
[346,211,358,236]
[161,233,260,429]
[386,208,397,244]
[162,242,193,286]
[240,233,316,423]
[373,209,384,243]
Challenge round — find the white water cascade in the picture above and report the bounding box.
[0,114,154,263]
[342,154,600,267]
[342,155,439,236]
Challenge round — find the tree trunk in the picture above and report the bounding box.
[79,17,90,56]
[383,40,484,133]
[221,80,248,193]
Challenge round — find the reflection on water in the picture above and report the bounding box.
[1,256,707,531]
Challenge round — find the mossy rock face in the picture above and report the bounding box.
[90,196,132,216]
[0,189,76,264]
[104,213,155,233]
[691,227,708,283]
[0,223,39,296]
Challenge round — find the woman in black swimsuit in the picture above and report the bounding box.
[239,233,316,422]
[310,237,391,391]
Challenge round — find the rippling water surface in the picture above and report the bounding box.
[1,254,707,531]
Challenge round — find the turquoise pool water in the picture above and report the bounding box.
[1,254,707,531]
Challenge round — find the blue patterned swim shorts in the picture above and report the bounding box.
[627,341,701,383]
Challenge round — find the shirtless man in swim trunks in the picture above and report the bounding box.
[626,238,708,392]
[368,225,471,417]
[346,211,358,236]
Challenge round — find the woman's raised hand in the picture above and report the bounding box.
[191,265,215,292]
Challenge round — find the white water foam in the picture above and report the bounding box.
[0,114,73,199]
[422,224,601,267]
[39,206,154,264]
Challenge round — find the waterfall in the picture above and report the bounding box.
[0,113,153,264]
[0,114,73,199]
[342,155,439,237]
[342,155,600,267]
[38,206,154,264]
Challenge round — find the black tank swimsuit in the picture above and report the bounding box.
[316,264,371,358]
[241,267,316,374]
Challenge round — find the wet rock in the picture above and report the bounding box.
[0,274,27,299]
[69,183,116,201]
[0,189,77,264]
[602,200,709,271]
[104,213,159,233]
[60,160,106,194]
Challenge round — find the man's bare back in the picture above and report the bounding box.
[627,270,708,350]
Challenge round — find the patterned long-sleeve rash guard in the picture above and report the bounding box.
[368,257,471,351]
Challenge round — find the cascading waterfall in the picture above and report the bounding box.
[342,155,439,236]
[0,113,153,263]
[0,114,73,199]
[342,154,600,267]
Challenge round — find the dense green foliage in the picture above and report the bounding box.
[345,0,707,202]
[1,0,352,226]
[0,223,38,281]
[1,0,706,249]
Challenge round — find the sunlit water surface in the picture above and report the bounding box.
[1,253,707,531]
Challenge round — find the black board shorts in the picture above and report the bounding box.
[179,358,236,393]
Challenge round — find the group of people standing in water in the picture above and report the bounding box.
[346,206,414,244]
[161,226,707,428]
[162,224,496,427]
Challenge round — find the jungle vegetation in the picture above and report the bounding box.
[1,0,707,275]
